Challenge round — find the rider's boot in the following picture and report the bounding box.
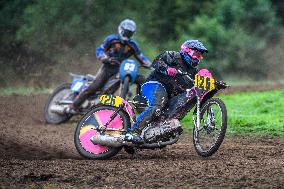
[65,90,89,114]
[123,116,152,144]
[124,132,143,144]
[64,104,79,114]
[124,105,159,144]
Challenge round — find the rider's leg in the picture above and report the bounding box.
[71,64,119,110]
[125,81,168,143]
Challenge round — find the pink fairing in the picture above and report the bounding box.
[167,67,177,76]
[198,69,212,78]
[196,69,214,101]
[79,110,123,154]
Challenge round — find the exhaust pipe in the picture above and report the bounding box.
[90,133,180,148]
[90,134,127,147]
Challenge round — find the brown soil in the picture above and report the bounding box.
[0,93,283,188]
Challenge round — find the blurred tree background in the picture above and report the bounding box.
[1,0,284,88]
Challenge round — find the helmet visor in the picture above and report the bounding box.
[188,48,203,61]
[122,29,134,39]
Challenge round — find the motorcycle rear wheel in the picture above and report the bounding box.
[74,106,130,160]
[44,83,74,124]
[193,98,227,157]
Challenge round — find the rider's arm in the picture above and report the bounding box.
[130,40,152,68]
[96,44,107,60]
[95,34,115,61]
[134,52,152,68]
[152,51,174,75]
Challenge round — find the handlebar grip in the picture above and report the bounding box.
[177,69,184,74]
[215,81,229,89]
[139,65,154,70]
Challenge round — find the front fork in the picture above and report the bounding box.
[193,96,201,140]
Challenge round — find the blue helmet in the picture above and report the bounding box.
[180,40,208,67]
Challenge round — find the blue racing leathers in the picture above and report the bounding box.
[73,34,151,108]
[131,81,168,133]
[96,34,151,67]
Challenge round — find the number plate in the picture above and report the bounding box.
[99,95,123,107]
[194,74,215,94]
[71,81,84,91]
[123,62,136,72]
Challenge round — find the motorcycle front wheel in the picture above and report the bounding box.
[193,98,227,157]
[44,83,74,124]
[74,106,130,160]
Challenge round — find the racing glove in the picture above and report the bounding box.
[166,67,177,77]
[101,56,119,65]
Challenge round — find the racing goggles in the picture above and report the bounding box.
[187,48,203,61]
[122,29,135,39]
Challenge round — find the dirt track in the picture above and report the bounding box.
[0,90,283,188]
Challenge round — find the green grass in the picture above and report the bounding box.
[225,78,284,86]
[182,89,284,136]
[0,87,50,96]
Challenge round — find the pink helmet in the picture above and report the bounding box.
[180,40,208,67]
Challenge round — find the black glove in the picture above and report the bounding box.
[215,80,228,89]
[101,56,119,65]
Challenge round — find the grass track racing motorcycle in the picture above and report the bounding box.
[44,59,141,124]
[74,69,228,159]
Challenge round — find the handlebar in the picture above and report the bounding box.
[177,69,194,82]
[215,80,230,89]
[103,58,153,71]
[139,65,154,70]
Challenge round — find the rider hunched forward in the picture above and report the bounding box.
[125,40,208,143]
[66,19,152,114]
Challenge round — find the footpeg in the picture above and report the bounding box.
[124,133,144,144]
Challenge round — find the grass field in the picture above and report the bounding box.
[182,89,284,136]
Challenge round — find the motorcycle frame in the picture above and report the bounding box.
[96,68,225,141]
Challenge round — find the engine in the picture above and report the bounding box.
[143,119,182,143]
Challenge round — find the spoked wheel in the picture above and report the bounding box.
[193,98,227,157]
[44,83,74,124]
[74,106,130,160]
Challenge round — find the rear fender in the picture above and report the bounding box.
[99,95,136,122]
